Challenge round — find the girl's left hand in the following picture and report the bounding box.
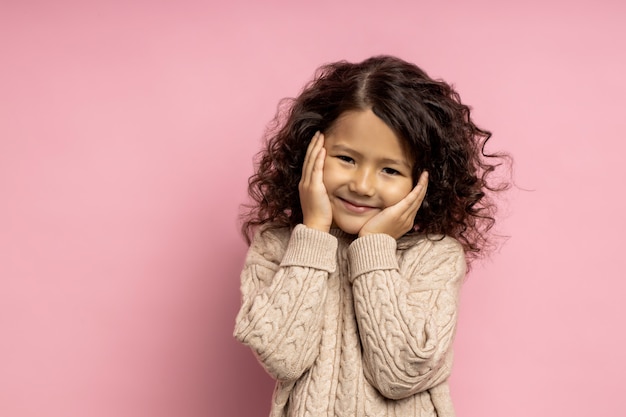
[358,171,429,239]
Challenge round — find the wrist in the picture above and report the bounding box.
[303,221,330,233]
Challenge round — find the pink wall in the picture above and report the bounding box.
[1,0,625,416]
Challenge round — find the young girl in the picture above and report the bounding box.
[234,55,507,417]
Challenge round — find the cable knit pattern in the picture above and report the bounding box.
[234,225,466,417]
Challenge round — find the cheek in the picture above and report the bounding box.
[384,181,413,205]
[321,162,337,191]
[322,158,348,190]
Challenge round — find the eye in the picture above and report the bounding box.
[382,167,401,175]
[336,155,355,164]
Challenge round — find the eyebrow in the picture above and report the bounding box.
[330,144,412,169]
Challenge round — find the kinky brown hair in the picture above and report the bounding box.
[241,55,509,261]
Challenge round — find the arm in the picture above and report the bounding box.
[234,224,337,381]
[348,234,465,399]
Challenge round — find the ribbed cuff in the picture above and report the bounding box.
[280,224,337,273]
[347,234,399,282]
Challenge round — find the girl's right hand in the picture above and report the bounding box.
[299,131,332,233]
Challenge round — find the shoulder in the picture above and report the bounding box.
[248,224,293,264]
[398,233,464,254]
[397,234,466,276]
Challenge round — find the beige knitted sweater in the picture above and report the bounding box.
[234,224,466,417]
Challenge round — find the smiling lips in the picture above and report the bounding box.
[338,197,378,214]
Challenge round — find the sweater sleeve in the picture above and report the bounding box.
[233,224,338,382]
[348,233,465,400]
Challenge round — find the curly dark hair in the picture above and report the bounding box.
[241,55,509,261]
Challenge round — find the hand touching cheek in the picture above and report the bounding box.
[358,171,429,239]
[299,132,333,232]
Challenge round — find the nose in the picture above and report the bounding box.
[349,167,376,196]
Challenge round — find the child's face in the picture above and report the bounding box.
[323,109,414,235]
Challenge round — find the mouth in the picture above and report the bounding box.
[338,197,378,214]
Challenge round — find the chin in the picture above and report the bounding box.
[333,219,366,236]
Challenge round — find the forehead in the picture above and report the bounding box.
[326,109,412,167]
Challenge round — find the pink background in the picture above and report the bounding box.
[1,0,625,416]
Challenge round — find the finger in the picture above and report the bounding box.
[311,135,326,184]
[306,133,325,186]
[301,131,321,183]
[406,171,428,202]
[412,170,429,205]
[302,131,320,177]
[400,171,429,215]
[416,170,429,191]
